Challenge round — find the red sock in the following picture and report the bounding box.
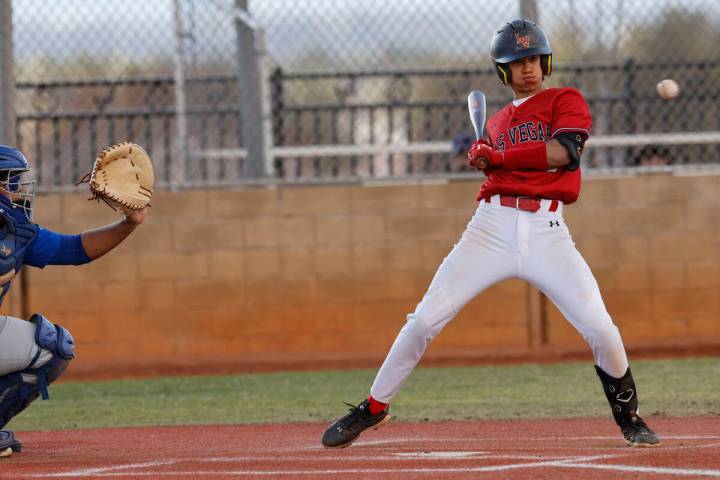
[367,395,388,415]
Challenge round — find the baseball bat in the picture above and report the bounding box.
[467,90,486,140]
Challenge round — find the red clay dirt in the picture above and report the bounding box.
[2,416,719,479]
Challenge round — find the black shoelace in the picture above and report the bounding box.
[337,401,366,429]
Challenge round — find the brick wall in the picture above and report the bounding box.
[17,172,720,368]
[548,173,720,346]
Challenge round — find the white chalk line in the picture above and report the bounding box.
[28,438,720,478]
[392,451,488,458]
[555,462,720,477]
[27,454,617,477]
[205,442,720,460]
[27,453,612,478]
[356,435,720,443]
[36,459,720,478]
[565,435,720,441]
[250,434,720,452]
[32,461,179,477]
[198,453,548,462]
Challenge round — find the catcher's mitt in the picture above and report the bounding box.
[80,142,154,214]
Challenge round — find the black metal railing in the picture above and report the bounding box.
[16,59,720,190]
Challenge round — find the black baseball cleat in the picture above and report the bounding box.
[619,412,660,447]
[322,399,390,449]
[0,431,22,458]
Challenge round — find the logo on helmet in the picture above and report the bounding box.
[515,33,531,48]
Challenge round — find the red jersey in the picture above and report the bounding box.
[478,87,592,204]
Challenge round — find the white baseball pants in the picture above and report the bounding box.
[370,195,628,403]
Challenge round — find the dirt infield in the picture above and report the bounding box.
[2,416,719,479]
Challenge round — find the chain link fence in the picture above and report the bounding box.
[10,0,720,191]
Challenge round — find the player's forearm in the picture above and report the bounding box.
[546,140,571,168]
[502,140,570,170]
[80,218,138,260]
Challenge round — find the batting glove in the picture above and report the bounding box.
[467,140,503,170]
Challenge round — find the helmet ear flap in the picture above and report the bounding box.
[495,63,510,85]
[496,56,550,85]
[541,54,552,77]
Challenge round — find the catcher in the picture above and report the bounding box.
[0,142,153,457]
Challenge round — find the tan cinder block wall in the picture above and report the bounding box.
[547,173,720,346]
[22,172,720,367]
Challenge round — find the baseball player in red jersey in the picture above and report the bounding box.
[322,19,660,449]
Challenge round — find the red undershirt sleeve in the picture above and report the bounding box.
[501,142,548,171]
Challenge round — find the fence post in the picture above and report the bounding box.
[622,57,635,134]
[621,57,635,167]
[0,0,14,146]
[520,0,547,347]
[256,29,274,178]
[172,0,188,190]
[270,67,284,144]
[0,0,24,319]
[520,0,538,22]
[234,0,270,178]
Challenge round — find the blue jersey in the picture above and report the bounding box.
[25,226,90,268]
[0,222,90,305]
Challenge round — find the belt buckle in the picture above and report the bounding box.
[516,196,540,212]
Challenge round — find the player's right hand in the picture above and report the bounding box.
[468,139,498,170]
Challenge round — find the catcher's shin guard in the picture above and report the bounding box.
[595,366,660,447]
[0,314,74,429]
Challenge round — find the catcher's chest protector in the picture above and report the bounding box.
[0,218,36,305]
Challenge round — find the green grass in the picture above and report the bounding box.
[7,357,719,431]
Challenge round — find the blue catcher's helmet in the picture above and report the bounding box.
[0,146,36,223]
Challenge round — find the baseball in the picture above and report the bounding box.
[656,79,679,99]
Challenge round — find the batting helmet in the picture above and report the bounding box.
[0,145,36,222]
[490,19,552,85]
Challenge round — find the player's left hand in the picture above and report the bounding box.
[124,207,147,226]
[468,140,503,170]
